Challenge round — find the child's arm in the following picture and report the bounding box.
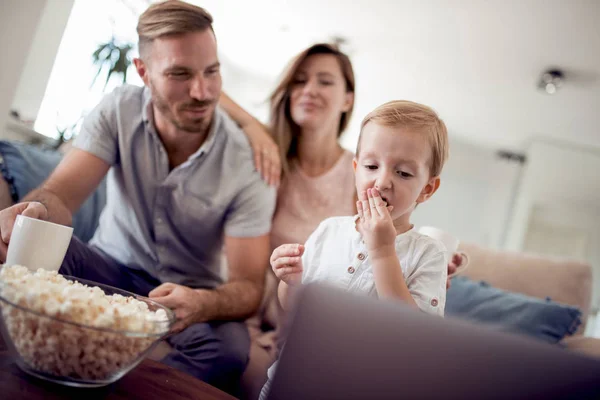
[357,188,419,307]
[271,243,304,310]
[358,189,446,313]
[277,280,298,311]
[272,221,328,310]
[370,250,419,306]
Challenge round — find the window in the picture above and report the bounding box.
[35,0,148,139]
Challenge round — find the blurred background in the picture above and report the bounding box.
[1,0,599,332]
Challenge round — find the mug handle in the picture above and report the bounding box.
[449,251,470,278]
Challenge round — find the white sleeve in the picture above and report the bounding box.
[405,243,448,317]
[300,220,329,285]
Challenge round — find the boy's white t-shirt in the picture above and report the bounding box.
[301,216,448,316]
[262,216,449,396]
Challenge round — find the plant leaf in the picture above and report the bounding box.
[92,38,134,90]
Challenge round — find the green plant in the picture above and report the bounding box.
[91,37,134,90]
[54,117,82,149]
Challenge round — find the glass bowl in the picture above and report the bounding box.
[0,274,175,388]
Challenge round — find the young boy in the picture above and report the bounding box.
[274,100,449,313]
[260,100,449,398]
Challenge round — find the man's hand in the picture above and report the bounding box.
[0,202,48,261]
[271,244,304,286]
[356,188,395,259]
[446,253,464,290]
[149,283,204,334]
[244,121,281,187]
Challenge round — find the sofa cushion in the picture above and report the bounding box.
[0,140,106,242]
[446,276,582,344]
[458,242,592,335]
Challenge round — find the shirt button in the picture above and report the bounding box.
[357,253,366,261]
[156,217,163,224]
[347,266,355,274]
[431,298,439,307]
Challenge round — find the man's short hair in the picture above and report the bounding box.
[137,0,214,58]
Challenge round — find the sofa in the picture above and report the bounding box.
[457,242,600,354]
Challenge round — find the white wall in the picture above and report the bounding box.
[0,0,47,135]
[505,140,600,310]
[506,141,600,251]
[221,54,273,123]
[11,0,75,121]
[411,138,522,248]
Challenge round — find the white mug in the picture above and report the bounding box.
[417,226,469,277]
[5,215,73,272]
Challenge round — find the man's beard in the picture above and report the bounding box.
[150,84,214,134]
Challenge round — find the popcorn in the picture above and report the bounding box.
[0,265,170,382]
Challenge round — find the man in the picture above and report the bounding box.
[0,0,275,394]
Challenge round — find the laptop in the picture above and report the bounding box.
[268,283,600,400]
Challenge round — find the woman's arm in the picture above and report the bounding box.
[219,92,281,186]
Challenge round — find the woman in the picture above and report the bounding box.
[222,43,356,249]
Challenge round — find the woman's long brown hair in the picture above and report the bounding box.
[269,43,356,176]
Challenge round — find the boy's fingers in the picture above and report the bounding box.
[273,256,301,269]
[362,191,371,218]
[370,188,387,216]
[280,266,302,276]
[271,244,303,262]
[362,199,371,218]
[358,190,367,202]
[367,189,378,214]
[356,201,364,219]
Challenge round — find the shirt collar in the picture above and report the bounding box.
[142,86,153,124]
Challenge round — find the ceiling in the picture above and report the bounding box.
[194,0,600,152]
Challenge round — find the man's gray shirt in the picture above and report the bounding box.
[73,85,276,289]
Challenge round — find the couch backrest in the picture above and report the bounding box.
[458,243,592,336]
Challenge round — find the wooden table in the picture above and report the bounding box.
[0,337,236,400]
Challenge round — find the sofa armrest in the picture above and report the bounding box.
[561,336,600,358]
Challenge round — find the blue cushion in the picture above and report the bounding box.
[0,140,107,243]
[446,276,582,344]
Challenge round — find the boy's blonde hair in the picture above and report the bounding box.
[356,100,449,177]
[137,0,214,59]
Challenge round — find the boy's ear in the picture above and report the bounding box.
[416,176,440,204]
[352,157,358,172]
